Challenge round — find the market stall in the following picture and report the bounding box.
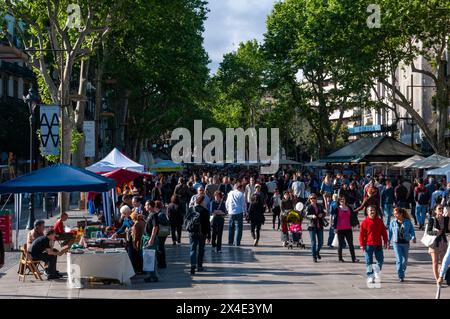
[426,164,450,183]
[67,249,134,288]
[86,148,144,173]
[0,164,117,249]
[392,155,426,169]
[408,154,450,169]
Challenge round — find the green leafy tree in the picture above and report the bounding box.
[211,40,268,128]
[103,0,210,159]
[264,0,370,157]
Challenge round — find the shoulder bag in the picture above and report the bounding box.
[421,219,439,247]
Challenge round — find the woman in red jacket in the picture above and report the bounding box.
[359,205,388,285]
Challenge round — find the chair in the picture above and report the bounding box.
[18,245,44,282]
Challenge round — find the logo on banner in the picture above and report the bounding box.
[39,105,60,155]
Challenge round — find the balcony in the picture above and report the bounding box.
[0,60,35,79]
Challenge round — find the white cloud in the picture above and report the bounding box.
[204,0,277,74]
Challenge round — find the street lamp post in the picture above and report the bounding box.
[23,87,40,230]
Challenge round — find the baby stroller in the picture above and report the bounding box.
[286,210,306,249]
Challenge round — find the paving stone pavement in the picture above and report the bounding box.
[0,211,447,299]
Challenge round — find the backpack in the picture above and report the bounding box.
[157,212,170,237]
[184,208,202,234]
[417,189,430,205]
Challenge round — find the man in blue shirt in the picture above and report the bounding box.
[226,182,246,246]
[189,186,210,210]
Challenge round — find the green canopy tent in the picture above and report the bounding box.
[321,136,422,164]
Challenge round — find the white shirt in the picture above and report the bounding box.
[226,189,247,215]
[245,184,256,203]
[291,181,305,198]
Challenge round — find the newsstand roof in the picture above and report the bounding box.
[321,136,422,164]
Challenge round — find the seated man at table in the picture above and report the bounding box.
[27,220,46,251]
[54,212,74,246]
[29,229,67,280]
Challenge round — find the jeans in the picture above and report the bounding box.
[337,229,356,260]
[327,226,335,246]
[33,253,57,276]
[228,213,244,246]
[251,222,262,241]
[190,234,206,268]
[393,243,410,279]
[212,216,225,251]
[157,236,167,268]
[364,245,384,277]
[383,203,393,228]
[415,204,427,226]
[410,203,417,225]
[309,228,323,258]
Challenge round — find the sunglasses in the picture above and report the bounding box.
[310,197,317,200]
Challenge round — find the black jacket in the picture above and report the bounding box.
[305,204,326,230]
[194,205,211,239]
[167,203,184,224]
[248,193,265,224]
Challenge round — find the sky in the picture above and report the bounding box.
[203,0,277,74]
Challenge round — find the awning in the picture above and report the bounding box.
[409,154,450,169]
[86,148,144,173]
[0,163,116,194]
[392,155,426,168]
[321,136,421,163]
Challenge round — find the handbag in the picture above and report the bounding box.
[143,248,156,272]
[331,233,339,248]
[158,225,171,238]
[421,227,438,248]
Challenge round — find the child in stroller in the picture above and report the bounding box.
[286,210,306,249]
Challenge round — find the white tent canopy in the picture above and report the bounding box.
[86,148,144,173]
[392,155,426,168]
[409,154,450,169]
[426,164,450,183]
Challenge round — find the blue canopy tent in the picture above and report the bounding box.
[0,164,117,249]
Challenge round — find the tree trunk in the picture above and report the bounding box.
[73,58,90,168]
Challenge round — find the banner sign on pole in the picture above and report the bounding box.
[83,121,95,157]
[39,105,60,156]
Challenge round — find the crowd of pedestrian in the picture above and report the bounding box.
[7,167,450,288]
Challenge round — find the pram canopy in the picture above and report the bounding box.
[287,210,301,224]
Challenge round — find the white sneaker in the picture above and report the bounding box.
[374,271,381,280]
[367,276,375,284]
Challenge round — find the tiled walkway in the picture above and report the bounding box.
[0,213,446,299]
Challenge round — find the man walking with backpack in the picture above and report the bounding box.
[414,178,430,230]
[186,195,211,275]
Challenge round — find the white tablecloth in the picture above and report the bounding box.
[67,251,135,288]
